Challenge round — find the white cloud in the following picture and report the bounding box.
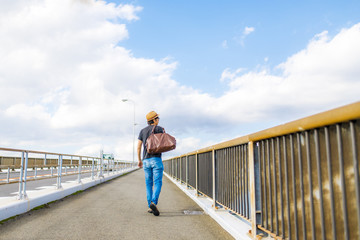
[0,0,359,160]
[243,26,255,36]
[75,143,103,157]
[5,104,51,121]
[219,23,360,122]
[116,3,143,21]
[220,68,244,82]
[234,26,255,46]
[222,40,228,49]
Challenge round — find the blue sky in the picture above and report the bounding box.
[0,0,359,160]
[112,0,360,94]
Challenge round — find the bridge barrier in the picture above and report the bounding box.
[0,156,94,170]
[0,148,133,186]
[164,101,360,240]
[0,147,137,221]
[0,148,135,196]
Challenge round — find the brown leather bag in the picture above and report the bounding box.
[146,126,176,154]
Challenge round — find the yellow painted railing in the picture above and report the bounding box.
[164,101,360,240]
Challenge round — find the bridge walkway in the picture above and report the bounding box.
[0,169,233,240]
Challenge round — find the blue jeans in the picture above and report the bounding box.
[143,157,164,207]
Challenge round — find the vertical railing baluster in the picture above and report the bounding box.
[240,145,245,216]
[186,155,189,188]
[17,152,24,200]
[195,152,199,196]
[240,145,244,216]
[272,138,278,235]
[258,142,263,225]
[290,134,299,240]
[107,157,110,175]
[297,133,307,240]
[212,149,216,208]
[92,157,95,180]
[230,147,233,211]
[239,146,242,215]
[222,150,226,206]
[336,124,349,240]
[236,146,240,214]
[57,155,63,189]
[350,121,360,238]
[249,141,258,239]
[99,151,103,178]
[245,145,249,219]
[227,149,230,208]
[277,137,284,238]
[78,156,82,183]
[237,146,240,215]
[7,166,10,183]
[223,150,226,207]
[233,147,236,213]
[219,150,223,207]
[179,156,182,182]
[283,136,291,239]
[314,129,326,240]
[23,151,28,198]
[262,141,268,229]
[266,139,273,231]
[305,131,316,240]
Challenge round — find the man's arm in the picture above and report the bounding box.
[137,140,143,168]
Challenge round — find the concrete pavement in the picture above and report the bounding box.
[0,169,233,240]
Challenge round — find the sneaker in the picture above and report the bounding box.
[150,202,160,216]
[147,208,153,213]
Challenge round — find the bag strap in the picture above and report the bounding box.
[151,125,165,134]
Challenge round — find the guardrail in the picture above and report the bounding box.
[0,147,134,200]
[164,101,360,240]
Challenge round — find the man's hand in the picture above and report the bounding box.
[138,160,143,168]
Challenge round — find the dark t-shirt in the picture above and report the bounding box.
[138,125,164,160]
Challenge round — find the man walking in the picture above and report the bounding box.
[137,111,164,216]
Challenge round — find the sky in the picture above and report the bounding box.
[0,0,359,161]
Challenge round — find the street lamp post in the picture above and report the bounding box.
[122,99,136,165]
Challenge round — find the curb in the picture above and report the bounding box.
[164,172,252,240]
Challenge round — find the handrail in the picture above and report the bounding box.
[0,164,95,168]
[249,100,360,141]
[0,147,102,159]
[166,101,360,158]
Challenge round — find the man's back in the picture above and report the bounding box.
[138,125,164,160]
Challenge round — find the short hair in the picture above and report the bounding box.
[147,117,158,125]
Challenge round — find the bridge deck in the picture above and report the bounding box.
[0,169,233,240]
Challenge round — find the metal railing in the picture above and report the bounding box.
[163,101,360,240]
[0,147,135,200]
